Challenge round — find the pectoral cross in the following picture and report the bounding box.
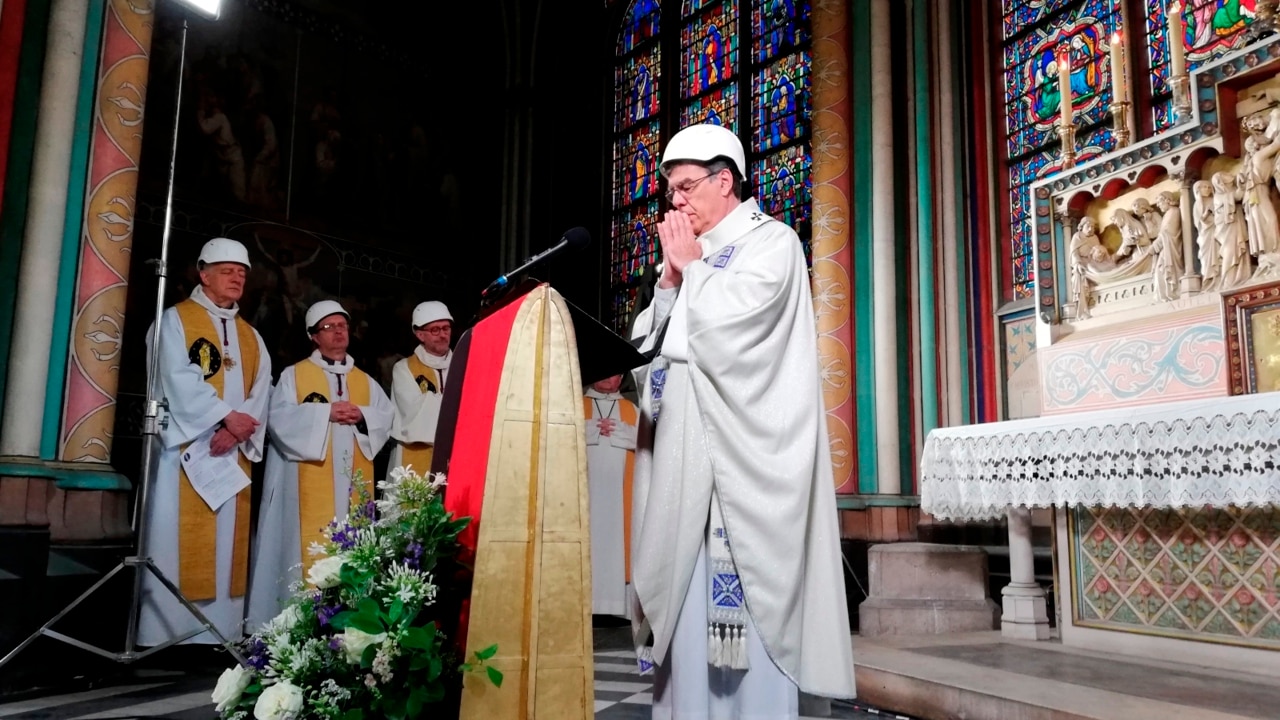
[223,355,237,370]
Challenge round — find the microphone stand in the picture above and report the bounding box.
[0,14,246,672]
[479,237,571,303]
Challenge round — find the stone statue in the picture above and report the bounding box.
[1113,206,1152,260]
[1238,131,1280,260]
[1132,197,1161,240]
[1068,216,1110,319]
[1213,171,1253,289]
[1151,191,1184,301]
[1193,179,1219,291]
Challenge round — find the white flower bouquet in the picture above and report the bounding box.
[213,466,500,720]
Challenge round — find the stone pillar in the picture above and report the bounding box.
[935,0,963,428]
[1001,507,1050,640]
[57,0,155,463]
[1174,168,1202,295]
[870,0,901,494]
[0,0,90,457]
[810,0,856,493]
[1057,211,1082,319]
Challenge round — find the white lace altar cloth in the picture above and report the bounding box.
[920,393,1280,522]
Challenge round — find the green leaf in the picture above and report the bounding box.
[341,709,364,720]
[357,597,381,619]
[427,655,442,682]
[328,610,356,630]
[409,653,431,671]
[475,643,498,661]
[486,665,504,688]
[401,626,431,650]
[361,642,378,669]
[389,597,404,624]
[348,612,385,635]
[423,682,445,703]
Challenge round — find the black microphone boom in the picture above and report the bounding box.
[481,227,591,299]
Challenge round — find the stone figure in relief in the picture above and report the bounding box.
[1132,197,1162,240]
[1193,179,1220,291]
[1113,206,1152,260]
[1151,191,1184,301]
[1068,216,1110,319]
[1213,171,1253,289]
[1238,130,1280,261]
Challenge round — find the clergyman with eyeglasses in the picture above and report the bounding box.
[387,300,454,475]
[628,123,856,717]
[247,299,395,628]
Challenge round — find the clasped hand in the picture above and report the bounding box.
[210,410,260,456]
[656,211,701,288]
[329,401,364,425]
[597,418,617,437]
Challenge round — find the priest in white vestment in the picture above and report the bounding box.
[389,301,453,473]
[139,238,270,647]
[247,300,394,629]
[584,374,639,619]
[629,124,857,719]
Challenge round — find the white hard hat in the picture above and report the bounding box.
[661,123,746,180]
[198,237,251,268]
[412,301,453,328]
[305,300,349,335]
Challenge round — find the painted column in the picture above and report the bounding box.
[0,0,90,457]
[810,0,856,493]
[57,0,154,463]
[1002,507,1050,640]
[870,0,901,494]
[911,0,938,468]
[1175,168,1201,294]
[935,0,964,428]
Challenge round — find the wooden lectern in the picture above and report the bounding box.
[431,282,645,720]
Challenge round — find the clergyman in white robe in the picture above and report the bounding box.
[389,345,451,472]
[138,286,270,647]
[584,379,638,618]
[246,352,393,628]
[630,197,857,716]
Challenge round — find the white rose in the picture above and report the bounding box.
[307,555,345,589]
[211,664,252,713]
[253,680,304,720]
[341,627,387,664]
[269,605,301,632]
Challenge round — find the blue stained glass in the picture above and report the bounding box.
[683,0,714,16]
[612,121,662,208]
[681,83,740,131]
[682,1,739,98]
[751,144,812,263]
[616,45,662,131]
[620,0,662,53]
[1013,215,1032,260]
[1003,0,1078,41]
[1152,99,1178,131]
[612,287,640,334]
[611,199,662,285]
[1013,254,1034,299]
[1145,0,1254,101]
[751,52,810,153]
[751,0,811,63]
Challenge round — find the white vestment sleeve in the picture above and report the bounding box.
[149,309,234,449]
[610,419,638,450]
[585,413,603,446]
[390,360,441,444]
[237,332,272,463]
[356,380,394,459]
[267,366,332,462]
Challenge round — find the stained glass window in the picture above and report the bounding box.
[1001,0,1119,300]
[751,0,810,62]
[1145,0,1254,131]
[610,0,663,328]
[682,1,738,97]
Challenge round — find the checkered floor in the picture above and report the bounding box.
[0,630,913,719]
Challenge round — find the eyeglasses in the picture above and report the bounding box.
[417,324,452,335]
[664,171,716,202]
[317,321,348,333]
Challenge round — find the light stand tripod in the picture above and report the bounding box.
[0,2,247,671]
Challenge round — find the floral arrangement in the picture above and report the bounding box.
[211,466,501,720]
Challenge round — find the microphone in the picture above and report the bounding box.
[481,227,591,299]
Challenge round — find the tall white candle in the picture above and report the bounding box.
[1058,47,1073,128]
[1169,2,1187,78]
[1110,32,1128,104]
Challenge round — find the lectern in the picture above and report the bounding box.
[430,282,645,719]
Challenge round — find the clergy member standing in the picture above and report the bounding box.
[247,300,394,628]
[139,238,270,648]
[389,301,453,473]
[629,123,857,718]
[585,374,638,619]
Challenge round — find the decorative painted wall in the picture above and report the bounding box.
[1071,505,1280,649]
[58,0,155,463]
[1039,306,1227,415]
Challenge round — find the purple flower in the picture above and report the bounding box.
[246,638,269,670]
[316,603,342,627]
[328,636,343,651]
[329,523,358,550]
[404,541,423,569]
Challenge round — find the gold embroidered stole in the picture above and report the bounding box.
[173,299,258,601]
[584,395,637,582]
[293,360,373,579]
[399,353,442,472]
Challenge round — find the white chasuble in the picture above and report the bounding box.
[139,286,271,647]
[388,346,451,473]
[583,389,638,618]
[247,352,393,629]
[629,198,857,705]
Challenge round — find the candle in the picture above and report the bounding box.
[1168,1,1186,77]
[1110,32,1128,105]
[1058,47,1073,129]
